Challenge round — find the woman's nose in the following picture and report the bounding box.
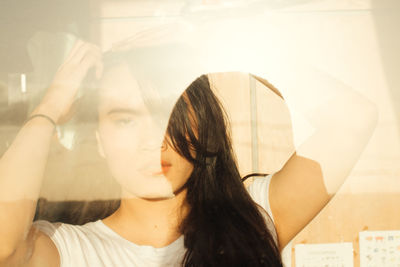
[138,124,166,152]
[140,140,164,151]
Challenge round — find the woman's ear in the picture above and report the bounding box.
[95,130,106,158]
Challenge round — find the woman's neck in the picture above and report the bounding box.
[102,188,189,248]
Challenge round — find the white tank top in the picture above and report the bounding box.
[33,174,276,267]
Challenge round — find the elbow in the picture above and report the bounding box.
[335,89,379,131]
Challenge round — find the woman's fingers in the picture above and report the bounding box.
[43,40,103,121]
[56,42,101,83]
[78,45,102,75]
[70,42,95,65]
[64,39,85,63]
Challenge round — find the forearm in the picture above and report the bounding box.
[0,39,102,260]
[0,107,56,259]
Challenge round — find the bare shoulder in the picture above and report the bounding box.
[1,226,60,267]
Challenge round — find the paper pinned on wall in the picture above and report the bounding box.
[359,230,400,267]
[295,242,354,267]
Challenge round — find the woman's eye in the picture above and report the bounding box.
[113,118,135,126]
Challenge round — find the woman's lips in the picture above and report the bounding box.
[151,161,171,175]
[161,161,171,174]
[161,165,171,173]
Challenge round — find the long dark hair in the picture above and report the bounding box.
[167,74,282,266]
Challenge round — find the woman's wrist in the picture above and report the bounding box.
[24,114,57,128]
[30,89,70,124]
[30,103,62,124]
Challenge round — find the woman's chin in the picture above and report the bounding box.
[119,175,175,200]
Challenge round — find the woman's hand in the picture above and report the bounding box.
[33,40,103,123]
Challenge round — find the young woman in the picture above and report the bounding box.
[0,40,377,266]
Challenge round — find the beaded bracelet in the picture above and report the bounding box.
[24,114,57,128]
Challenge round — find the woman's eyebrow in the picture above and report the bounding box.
[107,108,140,116]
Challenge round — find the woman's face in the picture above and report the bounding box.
[97,63,194,199]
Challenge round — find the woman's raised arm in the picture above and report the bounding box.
[0,40,102,265]
[252,70,378,251]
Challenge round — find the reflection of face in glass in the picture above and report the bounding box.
[96,63,194,199]
[92,63,284,265]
